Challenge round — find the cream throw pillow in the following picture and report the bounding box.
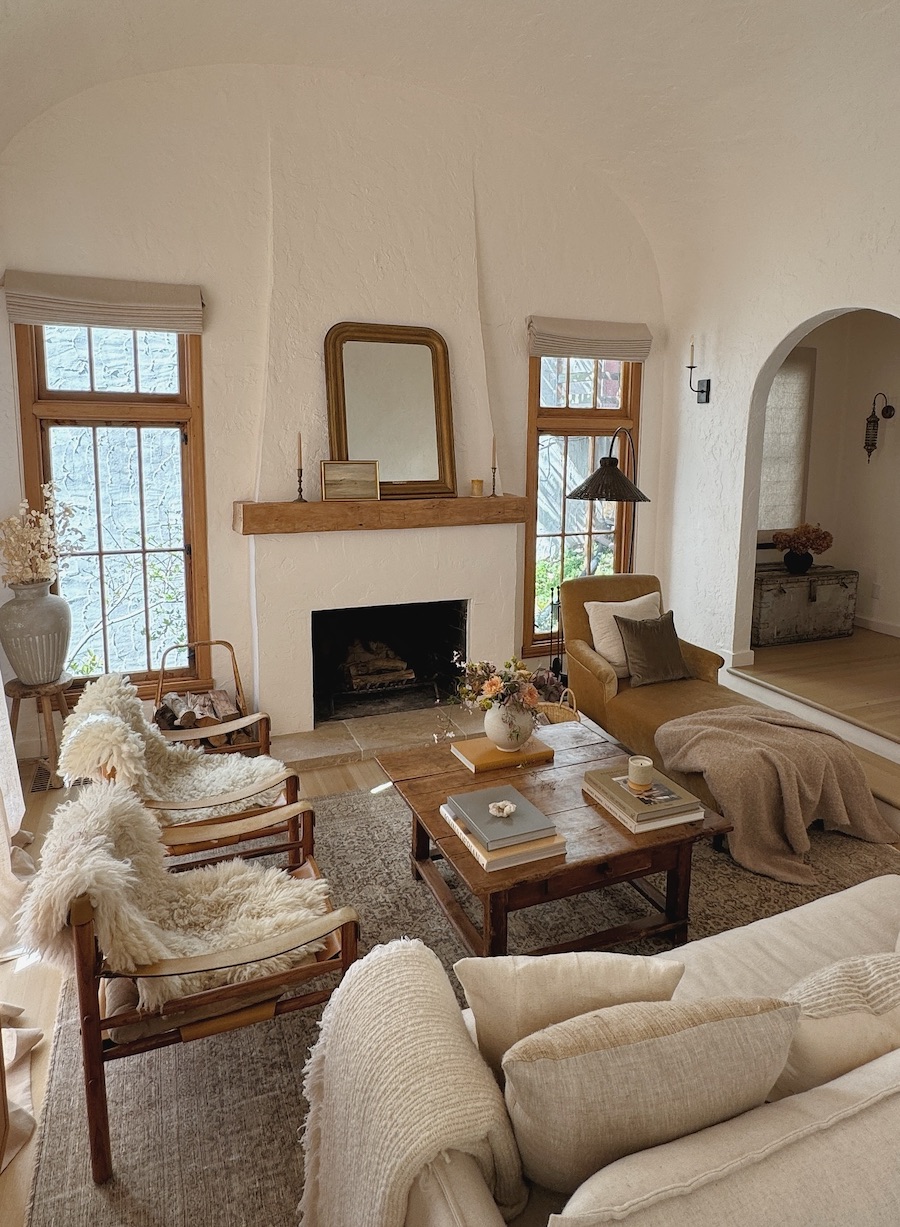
[502,996,798,1194]
[770,953,900,1100]
[454,952,684,1077]
[584,592,662,678]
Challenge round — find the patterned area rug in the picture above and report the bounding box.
[26,788,900,1226]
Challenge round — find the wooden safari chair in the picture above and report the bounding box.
[18,782,359,1184]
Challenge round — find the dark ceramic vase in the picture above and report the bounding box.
[783,550,814,575]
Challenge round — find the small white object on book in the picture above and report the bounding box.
[488,800,517,817]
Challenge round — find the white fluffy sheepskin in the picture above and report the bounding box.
[57,674,286,821]
[18,781,331,1011]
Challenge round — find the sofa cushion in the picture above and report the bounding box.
[502,996,798,1194]
[553,1048,900,1225]
[769,952,900,1099]
[454,952,684,1078]
[584,592,661,678]
[666,874,900,1002]
[614,611,691,688]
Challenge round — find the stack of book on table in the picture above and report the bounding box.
[439,784,566,871]
[582,767,704,834]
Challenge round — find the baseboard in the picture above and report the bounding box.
[720,649,755,668]
[854,616,900,638]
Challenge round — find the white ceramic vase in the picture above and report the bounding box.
[0,580,71,684]
[483,700,534,751]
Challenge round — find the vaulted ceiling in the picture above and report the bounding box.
[3,0,896,234]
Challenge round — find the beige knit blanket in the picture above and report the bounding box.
[299,939,527,1227]
[656,706,898,884]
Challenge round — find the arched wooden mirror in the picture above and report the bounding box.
[325,321,457,499]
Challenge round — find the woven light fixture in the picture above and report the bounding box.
[567,427,649,570]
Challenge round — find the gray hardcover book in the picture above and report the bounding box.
[445,785,555,850]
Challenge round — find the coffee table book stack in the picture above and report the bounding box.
[582,767,704,833]
[450,736,554,773]
[439,784,566,871]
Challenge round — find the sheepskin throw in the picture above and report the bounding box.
[656,706,898,884]
[57,673,285,821]
[18,782,331,1010]
[299,939,527,1227]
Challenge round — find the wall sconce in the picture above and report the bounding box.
[864,392,895,462]
[686,338,711,404]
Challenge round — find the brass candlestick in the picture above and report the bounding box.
[490,465,497,496]
[296,468,307,502]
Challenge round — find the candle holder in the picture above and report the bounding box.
[296,468,307,502]
[490,466,497,497]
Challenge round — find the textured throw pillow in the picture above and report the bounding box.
[502,996,798,1194]
[769,953,900,1100]
[614,609,691,688]
[584,592,662,678]
[454,952,684,1077]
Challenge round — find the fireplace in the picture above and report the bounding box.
[312,599,467,721]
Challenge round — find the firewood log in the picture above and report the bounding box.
[161,692,198,728]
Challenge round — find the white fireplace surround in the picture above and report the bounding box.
[250,522,522,734]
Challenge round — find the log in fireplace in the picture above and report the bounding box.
[312,600,467,721]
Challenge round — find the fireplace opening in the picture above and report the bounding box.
[312,599,468,721]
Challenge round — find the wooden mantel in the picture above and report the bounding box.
[232,494,528,535]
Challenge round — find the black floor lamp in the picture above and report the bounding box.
[567,426,649,573]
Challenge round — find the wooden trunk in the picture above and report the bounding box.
[751,564,859,647]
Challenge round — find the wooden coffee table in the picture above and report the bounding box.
[377,719,731,957]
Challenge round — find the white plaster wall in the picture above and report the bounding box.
[802,311,900,635]
[0,65,662,736]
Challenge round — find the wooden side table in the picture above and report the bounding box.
[5,674,74,789]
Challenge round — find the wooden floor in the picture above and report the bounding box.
[733,628,900,744]
[0,757,385,1227]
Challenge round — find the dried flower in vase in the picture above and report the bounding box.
[0,483,80,586]
[771,523,833,556]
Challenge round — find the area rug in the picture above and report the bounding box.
[26,788,900,1227]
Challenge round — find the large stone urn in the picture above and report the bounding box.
[483,700,534,752]
[0,581,71,684]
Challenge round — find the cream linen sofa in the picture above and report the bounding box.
[403,875,900,1226]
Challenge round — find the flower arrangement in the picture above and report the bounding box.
[771,523,833,556]
[455,655,541,712]
[0,483,77,586]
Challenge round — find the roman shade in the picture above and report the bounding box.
[527,315,652,361]
[2,269,204,334]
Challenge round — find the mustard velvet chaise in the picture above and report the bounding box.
[560,574,757,812]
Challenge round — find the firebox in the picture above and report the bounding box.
[312,599,467,721]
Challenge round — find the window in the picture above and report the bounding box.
[757,347,816,537]
[14,322,211,692]
[523,354,642,656]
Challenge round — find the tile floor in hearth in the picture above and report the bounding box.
[272,703,486,773]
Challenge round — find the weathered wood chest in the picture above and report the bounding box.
[751,564,859,647]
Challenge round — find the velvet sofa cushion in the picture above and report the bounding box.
[614,611,691,687]
[584,592,662,678]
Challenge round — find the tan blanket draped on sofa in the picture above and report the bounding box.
[655,706,898,884]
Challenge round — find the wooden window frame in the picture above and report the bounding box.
[522,356,642,659]
[14,324,212,699]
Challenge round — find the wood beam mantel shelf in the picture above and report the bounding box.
[232,495,528,535]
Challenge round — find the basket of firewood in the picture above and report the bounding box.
[153,640,270,756]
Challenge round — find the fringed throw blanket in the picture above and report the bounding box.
[655,706,898,884]
[299,939,526,1227]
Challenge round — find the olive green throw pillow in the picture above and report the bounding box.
[614,609,691,688]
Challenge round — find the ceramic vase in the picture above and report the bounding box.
[783,550,814,575]
[0,581,71,684]
[483,700,534,751]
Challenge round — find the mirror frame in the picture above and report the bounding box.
[324,321,457,499]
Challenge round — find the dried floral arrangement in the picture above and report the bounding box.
[455,654,541,711]
[0,483,78,585]
[771,523,833,555]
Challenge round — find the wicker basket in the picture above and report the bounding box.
[534,687,581,724]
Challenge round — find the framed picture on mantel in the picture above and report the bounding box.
[321,460,381,501]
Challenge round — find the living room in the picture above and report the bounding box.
[4,2,900,1224]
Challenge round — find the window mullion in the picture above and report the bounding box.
[90,425,111,673]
